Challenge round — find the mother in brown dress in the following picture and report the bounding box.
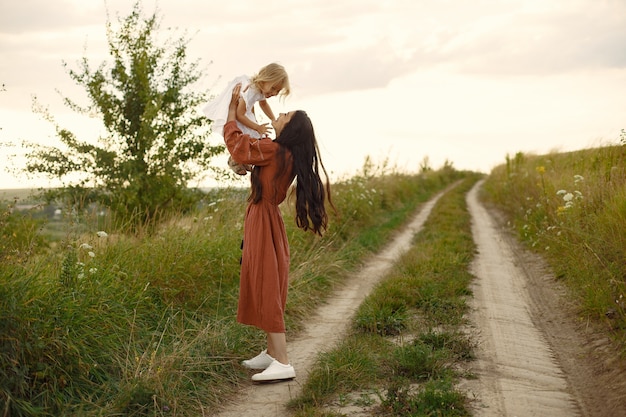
[223,83,332,382]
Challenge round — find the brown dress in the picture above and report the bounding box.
[224,121,295,333]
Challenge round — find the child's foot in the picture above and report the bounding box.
[228,156,248,176]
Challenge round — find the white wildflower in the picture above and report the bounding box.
[556,189,567,195]
[89,268,98,274]
[80,243,93,250]
[88,251,96,258]
[562,193,574,202]
[574,175,584,183]
[96,231,108,238]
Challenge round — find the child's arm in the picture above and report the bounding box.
[236,99,271,136]
[259,99,276,121]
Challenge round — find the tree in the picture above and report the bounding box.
[24,2,223,225]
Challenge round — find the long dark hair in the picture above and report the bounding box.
[249,111,332,236]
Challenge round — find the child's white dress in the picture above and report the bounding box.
[203,75,265,139]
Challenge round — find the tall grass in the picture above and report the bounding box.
[482,145,626,349]
[0,164,466,416]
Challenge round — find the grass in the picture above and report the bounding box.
[4,142,625,415]
[482,145,626,349]
[0,164,468,416]
[288,173,482,416]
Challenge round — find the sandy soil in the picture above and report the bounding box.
[210,181,626,417]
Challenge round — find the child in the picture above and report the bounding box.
[203,63,290,175]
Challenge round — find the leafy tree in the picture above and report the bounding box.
[24,2,222,225]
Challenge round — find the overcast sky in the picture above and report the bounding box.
[1,0,625,189]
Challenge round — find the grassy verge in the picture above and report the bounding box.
[288,173,483,417]
[0,166,469,416]
[481,146,626,350]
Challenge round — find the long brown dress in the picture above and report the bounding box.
[224,121,295,333]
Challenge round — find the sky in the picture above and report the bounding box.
[1,0,625,189]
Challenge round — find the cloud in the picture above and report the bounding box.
[0,0,105,33]
[2,0,626,106]
[403,2,626,76]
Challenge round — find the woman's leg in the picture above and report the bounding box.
[251,332,295,381]
[267,332,289,364]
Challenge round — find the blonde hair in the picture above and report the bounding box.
[251,63,290,98]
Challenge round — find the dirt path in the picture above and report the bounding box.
[465,181,581,416]
[212,180,626,416]
[211,188,450,417]
[465,180,626,417]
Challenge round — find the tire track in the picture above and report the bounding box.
[465,180,581,416]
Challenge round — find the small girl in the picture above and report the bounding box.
[203,63,290,175]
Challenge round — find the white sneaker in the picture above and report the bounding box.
[251,359,296,382]
[241,349,274,370]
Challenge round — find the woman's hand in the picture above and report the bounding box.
[227,83,242,123]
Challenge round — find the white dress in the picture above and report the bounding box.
[203,75,265,139]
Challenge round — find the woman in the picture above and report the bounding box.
[223,83,332,382]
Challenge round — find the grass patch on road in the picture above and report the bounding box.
[289,174,482,417]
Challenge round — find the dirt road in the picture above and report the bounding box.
[212,181,626,417]
[212,187,449,417]
[466,181,626,417]
[466,181,580,416]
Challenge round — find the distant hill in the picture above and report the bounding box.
[0,188,43,203]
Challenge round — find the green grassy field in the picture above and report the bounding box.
[0,164,468,416]
[1,143,625,416]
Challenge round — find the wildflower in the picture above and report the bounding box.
[80,243,93,250]
[574,175,584,184]
[557,206,567,215]
[556,189,567,195]
[562,193,574,202]
[536,166,546,174]
[88,251,96,258]
[574,191,583,199]
[89,268,98,274]
[96,231,108,238]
